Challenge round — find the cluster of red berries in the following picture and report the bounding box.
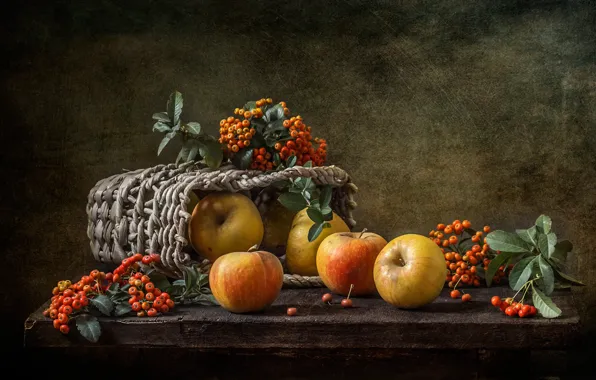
[115,253,175,317]
[450,289,472,302]
[43,273,97,334]
[44,253,175,334]
[287,285,356,316]
[220,98,328,171]
[491,296,537,318]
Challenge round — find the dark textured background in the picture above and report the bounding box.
[1,0,595,369]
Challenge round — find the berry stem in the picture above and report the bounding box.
[453,276,463,291]
[347,284,354,300]
[358,228,368,239]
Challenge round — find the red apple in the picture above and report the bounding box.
[374,234,445,309]
[209,250,283,313]
[316,230,388,296]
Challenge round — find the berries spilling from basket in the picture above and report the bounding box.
[429,219,512,288]
[219,98,328,170]
[42,253,174,342]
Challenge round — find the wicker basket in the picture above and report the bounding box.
[86,161,358,287]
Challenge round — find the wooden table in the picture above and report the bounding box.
[24,287,584,379]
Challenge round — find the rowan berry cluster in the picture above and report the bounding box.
[219,98,328,171]
[43,253,175,335]
[491,296,537,318]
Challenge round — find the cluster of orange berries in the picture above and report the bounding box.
[44,253,175,334]
[275,114,327,167]
[491,296,537,318]
[219,98,328,171]
[43,270,100,334]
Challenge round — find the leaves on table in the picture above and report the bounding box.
[532,284,562,318]
[90,294,114,316]
[76,314,102,343]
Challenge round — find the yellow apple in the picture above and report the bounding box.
[373,234,445,309]
[188,192,264,262]
[316,230,387,296]
[285,209,350,276]
[261,200,296,256]
[209,250,284,313]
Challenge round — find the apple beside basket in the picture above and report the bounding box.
[86,161,358,288]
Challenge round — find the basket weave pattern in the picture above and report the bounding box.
[86,162,358,286]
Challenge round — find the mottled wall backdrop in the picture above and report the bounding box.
[2,0,595,348]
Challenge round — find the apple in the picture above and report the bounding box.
[316,230,387,296]
[209,250,284,313]
[188,192,264,262]
[260,200,296,256]
[373,234,445,309]
[285,209,350,276]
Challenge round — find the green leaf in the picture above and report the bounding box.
[176,140,193,165]
[551,239,572,264]
[303,160,313,168]
[508,256,537,291]
[90,295,114,316]
[485,251,516,287]
[197,273,209,288]
[199,140,223,169]
[322,222,331,228]
[538,256,555,295]
[319,186,332,209]
[516,226,537,247]
[183,266,198,294]
[232,147,254,170]
[322,208,333,220]
[114,303,132,316]
[308,222,325,242]
[265,104,285,122]
[186,122,202,136]
[107,282,120,294]
[153,121,171,132]
[172,279,185,287]
[532,284,562,318]
[286,156,297,168]
[152,112,171,123]
[150,273,172,291]
[535,215,552,234]
[273,152,281,166]
[75,314,101,343]
[158,131,177,156]
[278,192,308,212]
[243,101,257,111]
[264,118,286,135]
[192,293,219,306]
[485,230,533,253]
[538,232,557,258]
[307,207,325,224]
[167,91,183,127]
[553,268,586,286]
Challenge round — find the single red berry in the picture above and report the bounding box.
[287,307,297,316]
[57,313,68,324]
[129,295,138,305]
[137,311,146,317]
[81,296,89,306]
[105,273,113,282]
[134,272,143,279]
[128,286,137,295]
[145,282,155,292]
[63,289,75,298]
[166,299,175,309]
[518,310,527,318]
[145,292,155,301]
[53,319,62,329]
[491,296,501,307]
[63,306,73,315]
[160,305,169,313]
[505,306,516,316]
[147,308,158,317]
[59,324,70,334]
[133,253,143,262]
[341,299,353,308]
[141,275,150,284]
[131,302,142,312]
[141,302,150,311]
[522,305,531,315]
[43,309,50,317]
[150,253,161,263]
[462,294,472,302]
[62,297,73,306]
[450,290,461,299]
[153,288,162,297]
[121,258,130,267]
[530,306,538,316]
[160,292,170,300]
[154,299,164,308]
[322,293,332,303]
[71,299,82,310]
[141,256,152,265]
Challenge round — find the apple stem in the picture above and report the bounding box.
[247,244,259,252]
[347,284,354,300]
[358,228,368,239]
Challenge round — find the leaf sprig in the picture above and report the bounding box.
[272,156,334,242]
[164,265,218,306]
[152,91,223,168]
[485,214,584,318]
